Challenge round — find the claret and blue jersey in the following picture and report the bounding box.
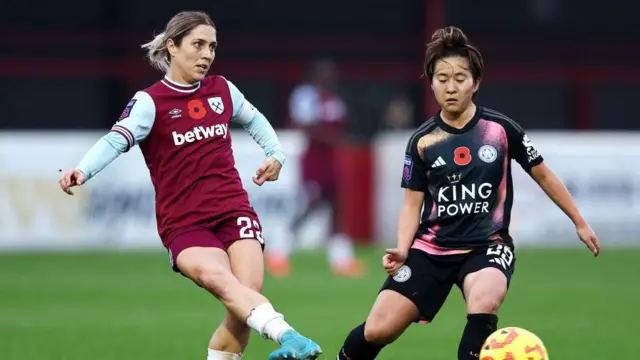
[75,75,284,244]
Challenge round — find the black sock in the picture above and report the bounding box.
[338,323,384,360]
[458,313,498,360]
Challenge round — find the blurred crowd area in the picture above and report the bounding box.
[1,0,638,135]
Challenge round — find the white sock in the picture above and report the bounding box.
[207,349,241,360]
[328,233,355,267]
[245,303,293,343]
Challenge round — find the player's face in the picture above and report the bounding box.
[431,56,479,115]
[169,24,217,83]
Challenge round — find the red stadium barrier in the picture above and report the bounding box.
[336,142,374,243]
[1,57,638,128]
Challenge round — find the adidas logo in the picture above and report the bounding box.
[431,156,446,168]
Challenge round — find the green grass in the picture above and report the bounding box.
[0,247,636,359]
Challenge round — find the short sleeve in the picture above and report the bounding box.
[111,91,155,151]
[401,134,428,191]
[503,120,544,173]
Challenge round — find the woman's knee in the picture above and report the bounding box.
[463,268,508,314]
[199,268,236,298]
[176,247,237,300]
[227,239,265,293]
[363,290,419,345]
[466,292,505,314]
[363,313,407,345]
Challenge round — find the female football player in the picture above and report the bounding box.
[337,26,599,360]
[59,11,321,360]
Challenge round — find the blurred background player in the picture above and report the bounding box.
[264,59,365,278]
[380,93,415,131]
[337,26,600,360]
[58,11,321,360]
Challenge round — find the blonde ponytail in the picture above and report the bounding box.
[140,12,216,73]
[141,32,170,72]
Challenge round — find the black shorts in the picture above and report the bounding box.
[380,243,516,323]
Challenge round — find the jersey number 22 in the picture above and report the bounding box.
[237,216,264,244]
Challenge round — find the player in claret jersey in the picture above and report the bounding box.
[336,26,600,360]
[58,11,321,360]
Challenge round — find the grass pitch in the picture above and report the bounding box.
[0,246,636,359]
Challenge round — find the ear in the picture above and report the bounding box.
[473,77,482,93]
[166,38,178,57]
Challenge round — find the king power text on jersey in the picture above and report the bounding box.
[436,182,493,217]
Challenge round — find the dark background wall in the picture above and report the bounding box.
[1,0,637,134]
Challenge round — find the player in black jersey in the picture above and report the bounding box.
[337,26,600,360]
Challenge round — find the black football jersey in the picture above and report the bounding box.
[401,107,544,251]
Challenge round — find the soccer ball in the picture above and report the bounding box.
[480,327,549,360]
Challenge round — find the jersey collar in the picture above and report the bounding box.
[160,75,201,93]
[435,105,482,134]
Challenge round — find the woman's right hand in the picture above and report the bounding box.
[58,169,87,195]
[382,248,408,276]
